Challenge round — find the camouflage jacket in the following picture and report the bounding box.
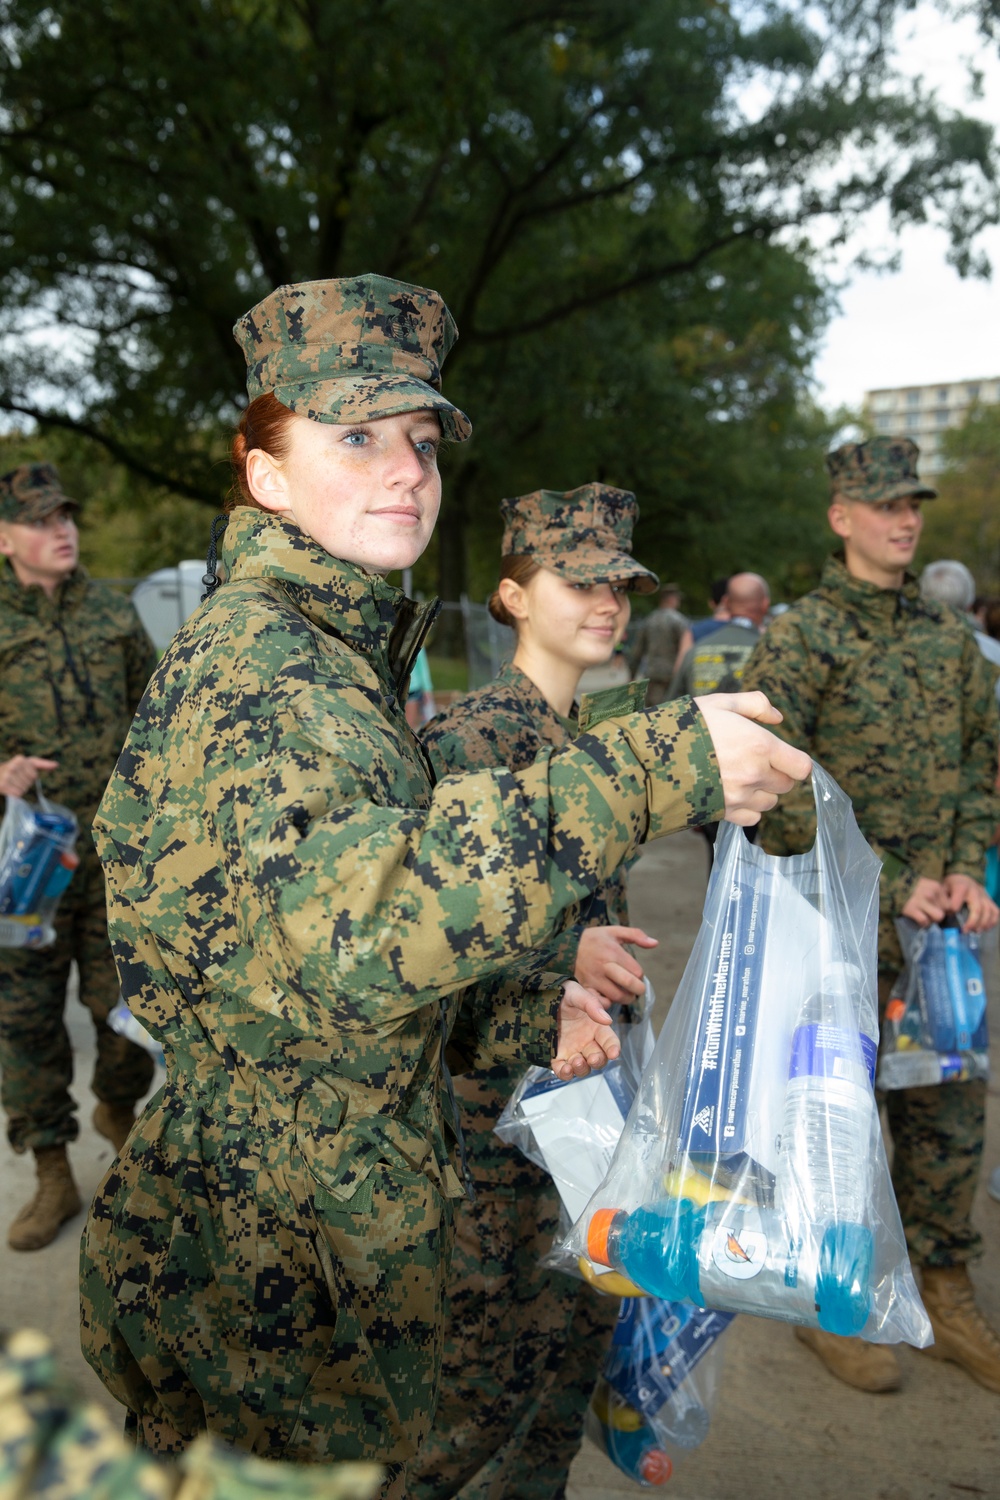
[0,1330,382,1500]
[0,561,156,826]
[743,553,1000,969]
[422,662,639,1147]
[85,508,721,1458]
[670,619,760,698]
[627,606,688,682]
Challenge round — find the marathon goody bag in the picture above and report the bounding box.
[0,785,78,949]
[878,916,990,1089]
[586,1297,733,1488]
[559,766,931,1347]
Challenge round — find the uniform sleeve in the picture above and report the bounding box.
[743,620,920,914]
[223,688,722,1031]
[946,632,1000,881]
[446,959,565,1076]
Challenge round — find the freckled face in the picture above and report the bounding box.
[0,506,79,588]
[251,409,443,574]
[516,568,632,671]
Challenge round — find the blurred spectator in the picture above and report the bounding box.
[689,574,734,642]
[669,572,770,696]
[626,583,690,705]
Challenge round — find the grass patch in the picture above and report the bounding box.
[427,655,468,692]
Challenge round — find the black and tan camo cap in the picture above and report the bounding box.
[500,484,658,594]
[233,273,472,442]
[825,436,937,504]
[0,463,80,524]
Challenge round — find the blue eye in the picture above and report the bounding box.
[415,439,438,456]
[343,431,368,446]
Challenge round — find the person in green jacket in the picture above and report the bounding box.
[80,273,810,1499]
[0,463,157,1253]
[412,483,659,1500]
[743,436,1000,1398]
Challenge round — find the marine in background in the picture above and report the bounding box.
[743,436,1000,1397]
[0,463,157,1253]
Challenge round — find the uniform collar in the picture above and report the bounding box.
[819,550,921,621]
[0,560,89,617]
[494,660,577,734]
[220,506,440,690]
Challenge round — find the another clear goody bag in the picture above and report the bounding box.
[0,786,78,949]
[560,766,931,1347]
[587,1296,733,1488]
[878,916,990,1089]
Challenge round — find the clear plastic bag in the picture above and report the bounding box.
[559,766,932,1348]
[496,981,656,1293]
[0,786,78,949]
[586,1297,733,1488]
[878,916,990,1089]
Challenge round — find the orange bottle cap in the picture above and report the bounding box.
[640,1448,673,1485]
[587,1207,619,1267]
[885,998,906,1023]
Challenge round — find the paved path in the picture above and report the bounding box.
[1,827,998,1498]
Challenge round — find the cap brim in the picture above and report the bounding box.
[9,494,80,522]
[845,480,938,503]
[273,373,472,442]
[543,549,660,595]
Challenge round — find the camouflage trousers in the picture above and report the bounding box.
[0,841,154,1153]
[877,973,985,1267]
[409,1152,619,1500]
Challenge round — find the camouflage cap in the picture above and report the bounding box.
[233,273,472,441]
[825,436,937,504]
[500,484,658,594]
[0,463,80,524]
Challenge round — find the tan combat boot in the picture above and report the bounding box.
[92,1102,136,1153]
[8,1145,82,1251]
[795,1325,902,1392]
[921,1265,1000,1394]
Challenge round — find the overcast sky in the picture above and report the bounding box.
[811,6,1000,412]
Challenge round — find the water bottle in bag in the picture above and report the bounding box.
[588,1195,873,1336]
[777,962,879,1226]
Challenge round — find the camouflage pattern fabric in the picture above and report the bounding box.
[0,560,158,1147]
[626,606,689,702]
[499,486,658,595]
[412,663,636,1500]
[233,274,471,441]
[669,620,761,699]
[825,435,937,504]
[0,1329,383,1500]
[0,462,80,523]
[0,837,154,1151]
[743,552,998,1265]
[80,507,723,1484]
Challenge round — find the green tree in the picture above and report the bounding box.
[919,405,1000,591]
[0,0,996,597]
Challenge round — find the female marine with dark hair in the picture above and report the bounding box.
[80,274,808,1500]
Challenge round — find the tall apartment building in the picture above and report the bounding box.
[863,377,1000,474]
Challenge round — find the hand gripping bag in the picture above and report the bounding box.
[878,916,989,1089]
[0,784,78,949]
[559,766,931,1347]
[586,1296,734,1488]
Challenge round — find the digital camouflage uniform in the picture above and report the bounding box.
[0,464,157,1153]
[627,606,688,705]
[412,665,643,1500]
[0,1329,382,1500]
[669,619,761,699]
[410,483,655,1500]
[80,506,723,1494]
[743,546,999,1267]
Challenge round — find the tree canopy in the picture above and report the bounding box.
[1,0,996,601]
